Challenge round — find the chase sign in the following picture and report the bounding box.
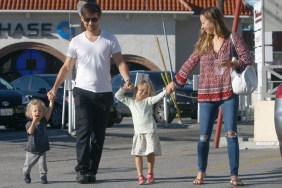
[0,21,73,39]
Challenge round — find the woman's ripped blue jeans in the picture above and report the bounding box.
[197,94,239,176]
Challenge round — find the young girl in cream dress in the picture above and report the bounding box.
[115,80,169,185]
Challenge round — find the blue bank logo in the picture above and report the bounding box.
[57,21,73,39]
[16,49,46,76]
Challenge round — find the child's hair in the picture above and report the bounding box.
[136,80,155,97]
[25,99,47,119]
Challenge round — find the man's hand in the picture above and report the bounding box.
[123,79,133,90]
[47,89,56,101]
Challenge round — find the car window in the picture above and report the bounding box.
[30,78,50,92]
[147,73,168,91]
[131,74,137,86]
[112,76,123,93]
[13,77,30,91]
[44,76,56,85]
[0,77,13,90]
[45,76,63,89]
[112,76,121,86]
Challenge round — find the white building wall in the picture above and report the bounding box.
[101,14,176,71]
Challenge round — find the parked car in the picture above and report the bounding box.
[107,101,123,128]
[10,74,123,128]
[0,77,30,130]
[10,74,67,129]
[111,70,198,123]
[274,84,282,156]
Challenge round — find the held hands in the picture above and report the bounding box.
[166,82,176,94]
[122,84,134,91]
[47,89,56,102]
[123,79,133,90]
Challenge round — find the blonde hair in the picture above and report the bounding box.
[135,80,155,98]
[25,99,47,119]
[195,7,231,55]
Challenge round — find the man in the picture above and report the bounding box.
[48,2,131,184]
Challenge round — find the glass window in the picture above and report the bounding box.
[0,77,13,90]
[30,78,49,92]
[112,76,123,93]
[13,77,30,91]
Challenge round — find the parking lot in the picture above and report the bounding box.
[1,118,282,188]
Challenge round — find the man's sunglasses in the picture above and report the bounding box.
[83,17,99,23]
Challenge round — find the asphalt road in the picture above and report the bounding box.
[0,118,282,188]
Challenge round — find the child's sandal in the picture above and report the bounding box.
[230,176,244,186]
[138,175,146,185]
[146,173,155,184]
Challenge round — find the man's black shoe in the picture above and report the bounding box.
[23,173,31,183]
[76,171,88,184]
[87,172,96,183]
[40,175,48,184]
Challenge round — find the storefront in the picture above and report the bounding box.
[0,0,253,82]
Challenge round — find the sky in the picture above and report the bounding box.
[244,0,259,6]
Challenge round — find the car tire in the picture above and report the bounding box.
[50,105,63,129]
[153,101,174,123]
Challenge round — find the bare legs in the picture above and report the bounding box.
[135,156,143,176]
[135,153,155,175]
[147,153,155,174]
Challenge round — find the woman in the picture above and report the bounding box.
[167,7,253,186]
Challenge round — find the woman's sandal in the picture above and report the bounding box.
[193,178,204,185]
[192,172,206,185]
[146,173,155,184]
[230,176,244,186]
[138,175,146,185]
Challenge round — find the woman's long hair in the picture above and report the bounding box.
[195,7,231,55]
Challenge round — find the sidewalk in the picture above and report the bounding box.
[216,120,280,150]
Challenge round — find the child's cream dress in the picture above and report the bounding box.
[115,88,166,156]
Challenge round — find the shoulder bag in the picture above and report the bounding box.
[230,34,257,95]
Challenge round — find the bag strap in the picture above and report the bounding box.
[230,33,238,59]
[230,33,253,75]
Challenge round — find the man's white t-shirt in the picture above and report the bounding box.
[67,30,121,93]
